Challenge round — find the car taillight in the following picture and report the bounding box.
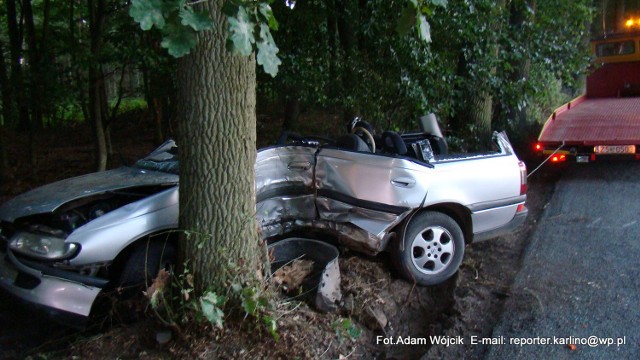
[519,161,527,195]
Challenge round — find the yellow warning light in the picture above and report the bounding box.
[626,19,635,27]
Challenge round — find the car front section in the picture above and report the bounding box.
[0,167,179,327]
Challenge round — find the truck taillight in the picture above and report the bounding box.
[519,161,527,195]
[534,143,542,152]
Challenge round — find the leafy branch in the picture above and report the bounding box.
[129,0,282,76]
[397,0,448,43]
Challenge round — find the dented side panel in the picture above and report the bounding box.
[315,149,429,238]
[256,146,318,237]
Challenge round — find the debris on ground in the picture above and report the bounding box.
[272,259,315,292]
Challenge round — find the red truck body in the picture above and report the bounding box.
[537,32,640,162]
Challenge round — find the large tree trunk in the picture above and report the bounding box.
[88,0,108,171]
[177,0,266,294]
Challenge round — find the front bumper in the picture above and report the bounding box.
[0,249,102,323]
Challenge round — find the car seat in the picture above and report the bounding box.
[419,113,448,155]
[381,131,407,156]
[335,134,371,152]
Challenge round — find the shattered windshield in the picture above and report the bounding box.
[134,139,179,174]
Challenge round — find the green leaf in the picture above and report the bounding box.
[180,8,214,31]
[430,0,448,7]
[129,0,165,30]
[418,14,432,43]
[408,0,419,8]
[200,292,225,328]
[256,24,281,77]
[397,6,416,36]
[258,3,279,30]
[263,316,279,342]
[161,23,198,57]
[227,6,255,56]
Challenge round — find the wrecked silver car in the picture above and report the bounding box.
[0,116,527,324]
[256,116,527,286]
[0,141,180,324]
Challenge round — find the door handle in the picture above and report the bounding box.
[391,177,416,188]
[288,161,311,171]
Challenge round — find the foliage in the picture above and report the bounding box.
[333,318,362,343]
[129,0,282,75]
[231,282,280,341]
[257,0,595,142]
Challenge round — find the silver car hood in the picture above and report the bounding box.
[0,167,179,222]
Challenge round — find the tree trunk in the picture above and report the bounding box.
[0,41,10,178]
[508,0,533,130]
[5,0,30,133]
[177,0,266,294]
[88,0,108,171]
[336,0,357,121]
[465,0,505,146]
[23,0,44,129]
[0,41,14,127]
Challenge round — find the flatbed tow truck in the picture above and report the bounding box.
[536,29,640,163]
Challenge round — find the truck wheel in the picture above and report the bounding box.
[394,211,465,285]
[116,239,176,297]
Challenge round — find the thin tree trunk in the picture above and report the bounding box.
[508,0,533,130]
[5,0,30,133]
[177,0,266,294]
[22,0,41,173]
[0,41,14,127]
[89,0,108,171]
[336,0,357,121]
[0,41,10,178]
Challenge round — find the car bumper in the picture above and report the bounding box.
[472,207,528,242]
[0,249,102,323]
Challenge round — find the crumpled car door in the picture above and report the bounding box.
[315,149,430,243]
[255,146,318,238]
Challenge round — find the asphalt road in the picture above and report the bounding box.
[486,161,640,359]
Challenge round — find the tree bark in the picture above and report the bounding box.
[88,0,108,171]
[508,0,533,129]
[336,0,357,121]
[5,0,30,132]
[177,0,266,294]
[0,41,10,177]
[0,41,14,127]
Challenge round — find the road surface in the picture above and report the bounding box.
[486,161,640,359]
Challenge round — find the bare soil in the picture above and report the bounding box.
[0,112,558,360]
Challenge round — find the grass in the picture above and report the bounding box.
[46,97,148,126]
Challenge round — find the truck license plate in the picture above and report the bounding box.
[594,145,636,154]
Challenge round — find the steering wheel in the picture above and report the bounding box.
[351,126,376,153]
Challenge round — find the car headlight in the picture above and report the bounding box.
[9,232,79,260]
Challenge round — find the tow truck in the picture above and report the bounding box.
[536,24,640,163]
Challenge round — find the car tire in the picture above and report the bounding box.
[116,239,176,297]
[394,211,465,285]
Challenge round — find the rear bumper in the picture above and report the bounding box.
[0,249,102,325]
[472,208,528,242]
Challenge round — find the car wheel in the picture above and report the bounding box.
[116,239,176,297]
[394,211,465,285]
